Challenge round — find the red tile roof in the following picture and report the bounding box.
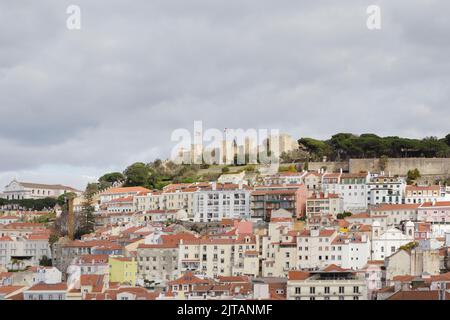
[420,201,450,208]
[387,290,441,300]
[0,286,26,295]
[288,271,310,281]
[371,204,420,211]
[168,272,211,286]
[27,283,67,291]
[101,187,151,195]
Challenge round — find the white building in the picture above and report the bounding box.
[192,183,251,222]
[366,175,406,205]
[330,233,371,270]
[99,186,150,204]
[321,172,343,195]
[371,221,415,260]
[287,265,367,300]
[404,185,445,204]
[178,234,258,278]
[0,233,51,269]
[369,204,419,227]
[263,171,307,186]
[2,180,81,200]
[338,173,370,213]
[29,266,63,284]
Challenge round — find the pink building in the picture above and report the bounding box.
[418,201,450,223]
[251,184,308,220]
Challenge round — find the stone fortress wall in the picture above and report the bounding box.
[307,158,450,177]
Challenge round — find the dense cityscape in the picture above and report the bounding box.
[1,133,450,301]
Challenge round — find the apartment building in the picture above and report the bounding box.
[0,222,47,238]
[23,283,67,300]
[418,201,450,223]
[303,172,323,195]
[338,173,370,213]
[262,171,307,186]
[99,186,151,204]
[330,233,371,269]
[136,233,198,285]
[192,183,251,223]
[306,192,344,221]
[360,260,386,299]
[369,203,419,227]
[404,185,445,204]
[69,254,109,276]
[262,230,298,277]
[287,265,367,300]
[321,172,342,195]
[0,216,20,225]
[297,228,337,270]
[137,242,180,285]
[178,234,258,278]
[108,256,137,285]
[367,175,406,206]
[251,185,307,221]
[0,233,51,269]
[104,196,134,213]
[161,187,198,217]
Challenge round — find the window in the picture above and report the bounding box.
[324,287,330,294]
[353,286,359,293]
[339,286,344,294]
[295,287,301,294]
[310,287,315,294]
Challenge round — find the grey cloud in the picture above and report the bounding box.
[0,0,449,187]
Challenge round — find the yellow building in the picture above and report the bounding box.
[109,256,137,286]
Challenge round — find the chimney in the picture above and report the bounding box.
[238,182,243,190]
[212,182,217,191]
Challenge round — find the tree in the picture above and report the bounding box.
[337,212,352,219]
[56,192,77,206]
[407,168,421,185]
[39,255,53,267]
[303,159,309,171]
[76,183,97,238]
[399,241,418,251]
[221,166,230,173]
[98,172,125,189]
[445,134,450,146]
[124,162,152,187]
[298,138,334,161]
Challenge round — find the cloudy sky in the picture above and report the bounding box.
[0,0,449,190]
